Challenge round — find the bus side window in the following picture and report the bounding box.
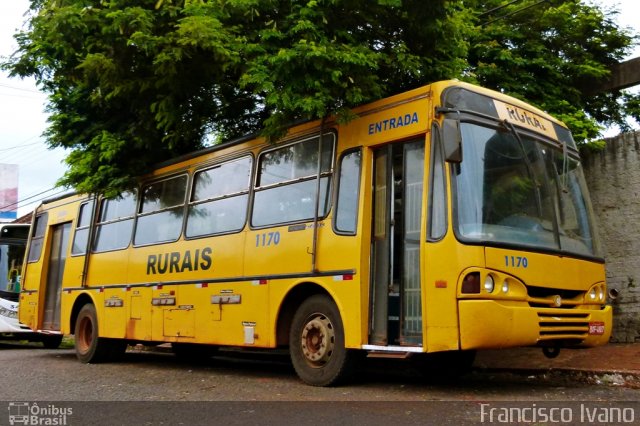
[252,134,335,227]
[334,149,361,234]
[27,213,48,262]
[94,192,136,252]
[71,200,94,255]
[186,156,252,238]
[428,125,447,241]
[134,176,187,246]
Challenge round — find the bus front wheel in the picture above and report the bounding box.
[74,304,125,363]
[289,294,354,386]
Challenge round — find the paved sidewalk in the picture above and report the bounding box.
[474,343,640,388]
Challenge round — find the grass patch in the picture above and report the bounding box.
[60,335,75,349]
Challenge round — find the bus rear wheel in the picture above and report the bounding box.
[74,303,126,363]
[289,295,354,386]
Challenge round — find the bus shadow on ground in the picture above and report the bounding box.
[23,343,598,391]
[116,345,564,390]
[0,340,49,349]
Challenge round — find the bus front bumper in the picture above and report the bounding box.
[458,300,612,350]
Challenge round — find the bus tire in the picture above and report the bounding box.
[289,294,354,386]
[40,334,63,349]
[74,303,125,363]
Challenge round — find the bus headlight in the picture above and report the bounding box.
[484,275,495,293]
[501,280,509,293]
[587,284,606,303]
[598,286,605,302]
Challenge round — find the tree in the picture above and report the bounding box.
[2,0,637,196]
[466,0,640,142]
[2,0,471,196]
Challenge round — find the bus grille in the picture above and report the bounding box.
[527,285,584,309]
[537,310,590,341]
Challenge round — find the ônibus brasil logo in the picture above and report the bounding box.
[7,402,72,426]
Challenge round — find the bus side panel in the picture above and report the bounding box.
[150,284,179,341]
[102,287,126,338]
[423,236,486,353]
[244,225,311,277]
[313,222,366,349]
[203,281,269,346]
[126,287,152,341]
[19,268,41,331]
[60,253,89,334]
[86,251,130,287]
[122,232,273,346]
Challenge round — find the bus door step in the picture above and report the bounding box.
[366,351,411,359]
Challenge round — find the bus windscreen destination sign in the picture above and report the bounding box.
[493,100,557,140]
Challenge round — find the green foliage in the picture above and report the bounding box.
[3,0,470,195]
[466,0,638,146]
[1,0,637,195]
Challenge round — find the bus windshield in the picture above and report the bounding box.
[453,122,601,258]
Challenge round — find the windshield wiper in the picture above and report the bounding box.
[500,120,544,214]
[501,119,565,249]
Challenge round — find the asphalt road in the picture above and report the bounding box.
[1,341,638,425]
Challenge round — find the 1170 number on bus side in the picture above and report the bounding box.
[256,231,281,247]
[505,255,528,268]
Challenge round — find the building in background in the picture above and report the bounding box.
[0,164,18,222]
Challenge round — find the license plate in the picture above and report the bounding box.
[588,322,605,335]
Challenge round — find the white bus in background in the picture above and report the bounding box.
[0,223,62,348]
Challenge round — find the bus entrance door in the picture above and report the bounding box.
[369,139,424,347]
[42,223,71,331]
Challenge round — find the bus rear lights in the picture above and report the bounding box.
[152,297,176,306]
[461,272,481,294]
[483,275,495,293]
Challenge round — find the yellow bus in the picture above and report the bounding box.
[19,80,611,386]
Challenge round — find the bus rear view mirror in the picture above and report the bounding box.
[443,119,462,163]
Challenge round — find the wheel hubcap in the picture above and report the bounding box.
[78,316,93,353]
[300,314,335,367]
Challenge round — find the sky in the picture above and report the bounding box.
[0,0,639,218]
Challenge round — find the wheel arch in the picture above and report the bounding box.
[275,282,336,347]
[69,292,96,335]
